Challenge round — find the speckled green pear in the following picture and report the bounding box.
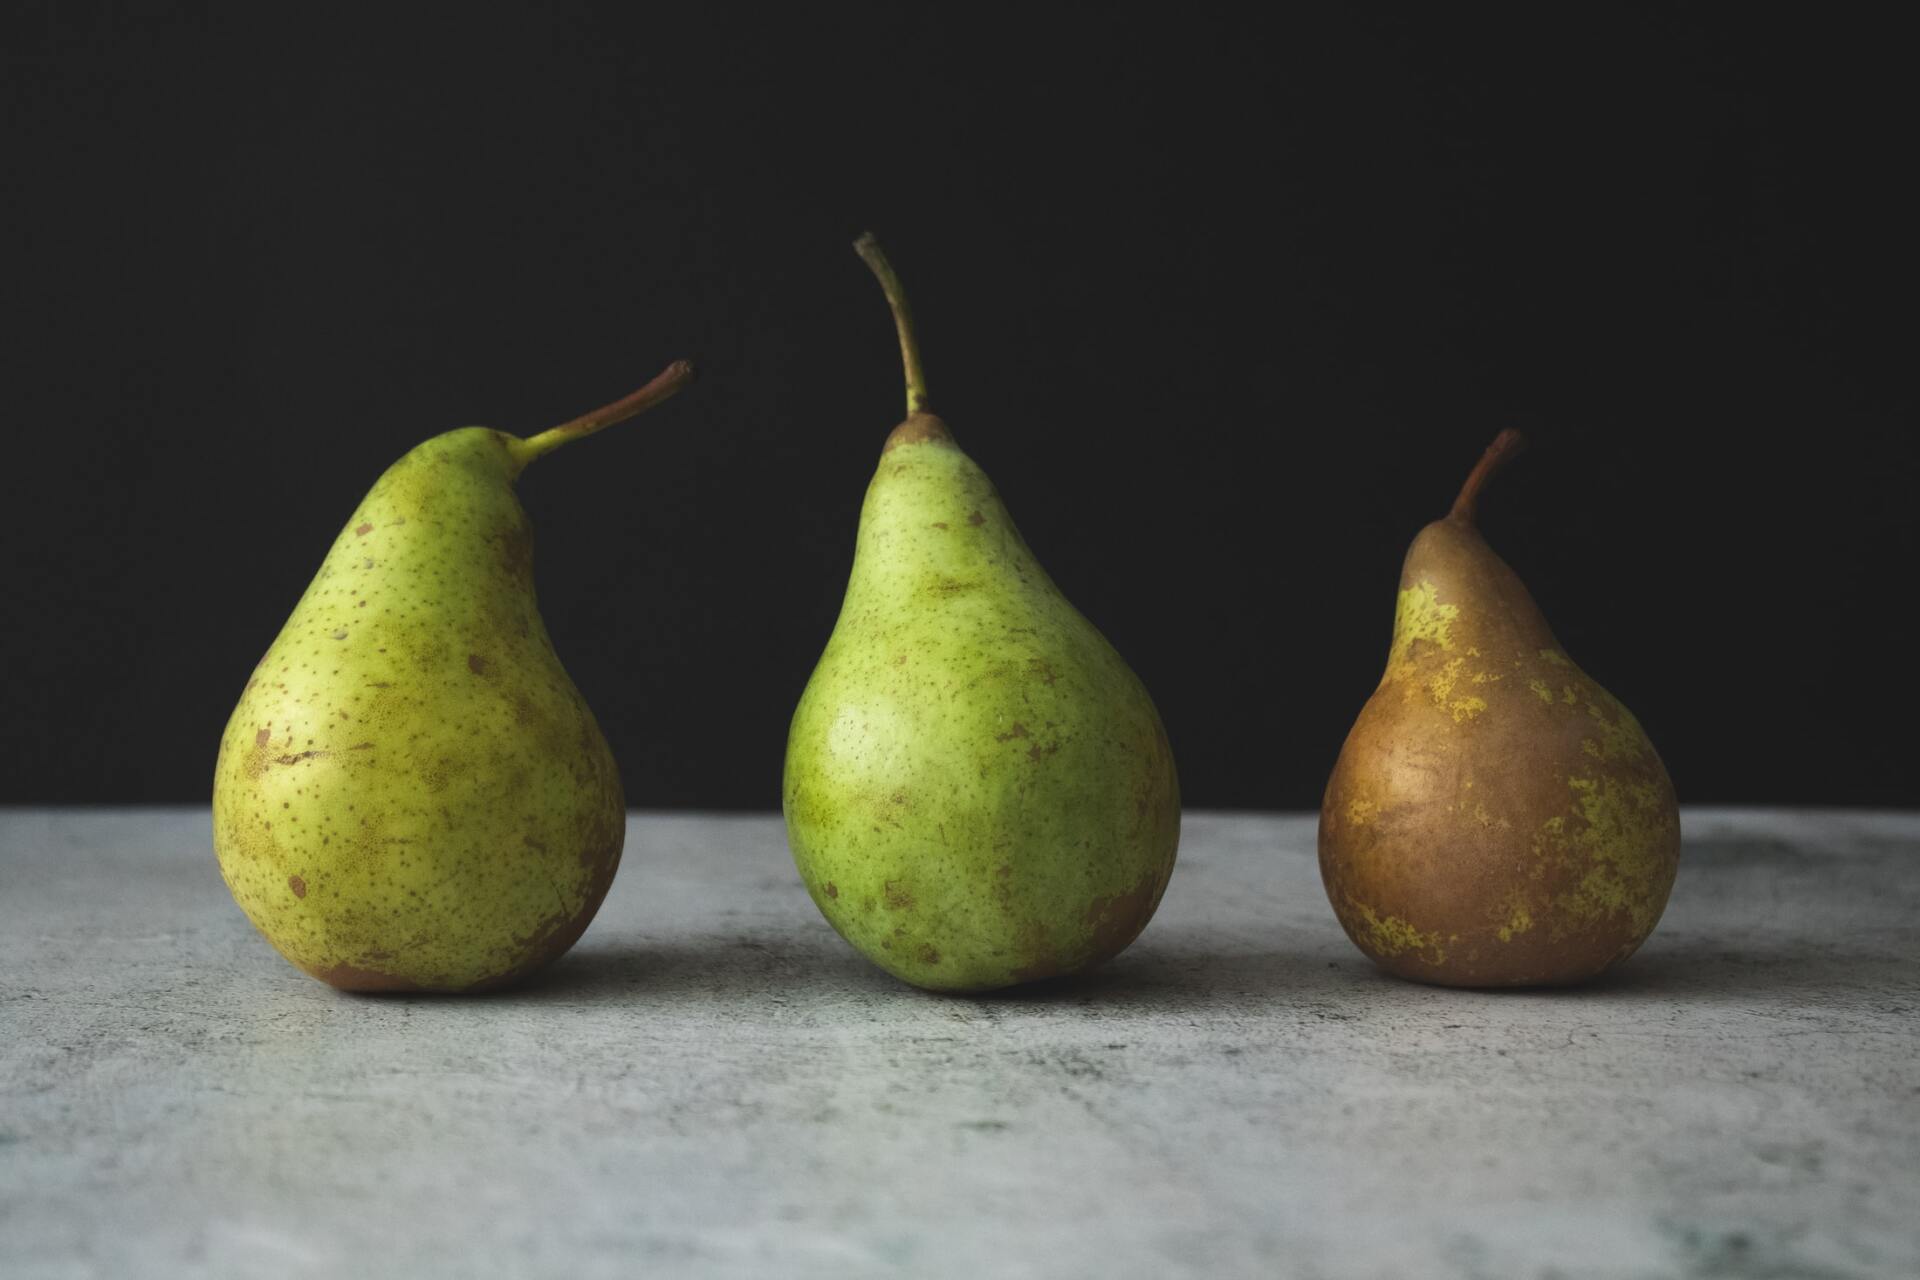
[783,236,1179,993]
[212,361,694,992]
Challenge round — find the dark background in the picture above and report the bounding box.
[6,6,1915,808]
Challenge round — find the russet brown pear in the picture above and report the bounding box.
[1319,431,1679,986]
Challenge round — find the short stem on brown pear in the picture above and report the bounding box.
[513,359,697,471]
[854,232,933,418]
[1449,429,1528,526]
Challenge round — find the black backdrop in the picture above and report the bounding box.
[7,7,1915,808]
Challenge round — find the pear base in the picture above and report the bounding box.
[1352,945,1647,990]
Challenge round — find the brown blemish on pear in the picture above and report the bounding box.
[883,412,954,452]
[307,960,428,993]
[1318,430,1679,988]
[1083,868,1167,959]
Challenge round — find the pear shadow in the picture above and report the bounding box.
[485,934,892,1005]
[1575,935,1916,1005]
[329,929,1904,1011]
[311,935,877,1005]
[1301,937,1911,1006]
[1675,835,1824,868]
[971,943,1351,1009]
[465,928,1354,1012]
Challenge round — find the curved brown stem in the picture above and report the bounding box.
[516,359,697,466]
[854,232,932,417]
[1449,429,1528,525]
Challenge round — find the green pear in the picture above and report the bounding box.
[784,235,1179,993]
[212,361,695,992]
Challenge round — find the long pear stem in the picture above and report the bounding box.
[854,233,932,416]
[515,359,697,465]
[1449,428,1528,525]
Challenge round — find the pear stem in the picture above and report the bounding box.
[515,359,697,465]
[1449,428,1528,525]
[854,232,932,417]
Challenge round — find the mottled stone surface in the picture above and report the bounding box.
[3,809,1916,1278]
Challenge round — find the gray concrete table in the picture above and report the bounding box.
[2,810,1916,1278]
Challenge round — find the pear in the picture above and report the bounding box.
[1319,430,1679,987]
[783,235,1180,993]
[212,361,695,992]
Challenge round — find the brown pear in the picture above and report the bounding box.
[1319,430,1679,986]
